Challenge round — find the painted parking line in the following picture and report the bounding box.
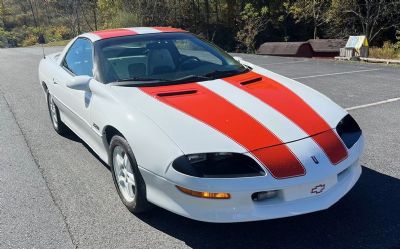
[292,69,381,80]
[259,59,310,66]
[346,97,400,111]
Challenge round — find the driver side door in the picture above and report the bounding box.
[52,38,95,142]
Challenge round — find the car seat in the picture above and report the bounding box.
[146,42,176,75]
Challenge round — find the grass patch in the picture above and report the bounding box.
[369,42,400,59]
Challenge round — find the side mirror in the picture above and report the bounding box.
[37,34,46,44]
[66,75,92,91]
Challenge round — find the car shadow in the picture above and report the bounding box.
[134,166,400,249]
[60,130,110,170]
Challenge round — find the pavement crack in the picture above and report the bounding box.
[0,89,78,249]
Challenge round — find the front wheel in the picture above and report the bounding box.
[47,92,68,135]
[109,135,150,213]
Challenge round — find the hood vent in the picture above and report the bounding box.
[157,89,198,97]
[240,77,262,86]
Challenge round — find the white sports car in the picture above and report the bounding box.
[39,27,364,223]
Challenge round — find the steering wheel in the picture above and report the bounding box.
[178,56,201,70]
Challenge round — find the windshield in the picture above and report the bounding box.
[95,33,248,85]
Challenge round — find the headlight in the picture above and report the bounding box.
[172,152,265,178]
[336,114,362,149]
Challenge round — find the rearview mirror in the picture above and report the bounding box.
[66,75,92,91]
[37,34,46,44]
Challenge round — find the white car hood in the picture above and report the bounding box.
[110,66,347,155]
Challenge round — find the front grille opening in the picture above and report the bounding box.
[252,190,279,202]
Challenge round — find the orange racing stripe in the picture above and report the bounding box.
[92,29,137,39]
[223,71,348,165]
[139,83,306,179]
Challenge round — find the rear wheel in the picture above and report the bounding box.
[47,92,68,135]
[110,135,150,213]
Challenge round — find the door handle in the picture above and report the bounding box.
[53,78,59,84]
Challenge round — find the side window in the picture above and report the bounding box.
[63,38,93,76]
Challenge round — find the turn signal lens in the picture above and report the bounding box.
[176,186,231,199]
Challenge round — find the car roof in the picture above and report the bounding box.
[80,27,187,42]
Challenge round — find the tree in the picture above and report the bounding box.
[27,0,38,28]
[225,0,237,28]
[0,0,5,28]
[290,0,330,39]
[330,0,400,42]
[236,3,269,52]
[395,30,400,49]
[262,0,294,41]
[278,1,293,41]
[79,0,98,31]
[0,0,399,49]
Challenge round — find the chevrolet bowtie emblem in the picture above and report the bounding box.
[311,184,325,194]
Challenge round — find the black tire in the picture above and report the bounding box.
[109,135,150,213]
[47,92,69,135]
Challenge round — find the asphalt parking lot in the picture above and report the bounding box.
[0,47,399,249]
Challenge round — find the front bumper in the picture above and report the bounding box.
[140,136,364,223]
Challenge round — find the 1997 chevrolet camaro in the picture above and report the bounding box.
[38,27,364,222]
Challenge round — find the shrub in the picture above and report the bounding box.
[9,25,73,47]
[369,41,400,59]
[0,28,18,47]
[21,34,37,46]
[46,26,72,42]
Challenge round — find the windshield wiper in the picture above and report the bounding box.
[172,74,212,82]
[116,75,211,83]
[111,70,248,87]
[205,68,249,79]
[117,77,170,82]
[117,74,211,83]
[110,75,211,87]
[110,77,171,87]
